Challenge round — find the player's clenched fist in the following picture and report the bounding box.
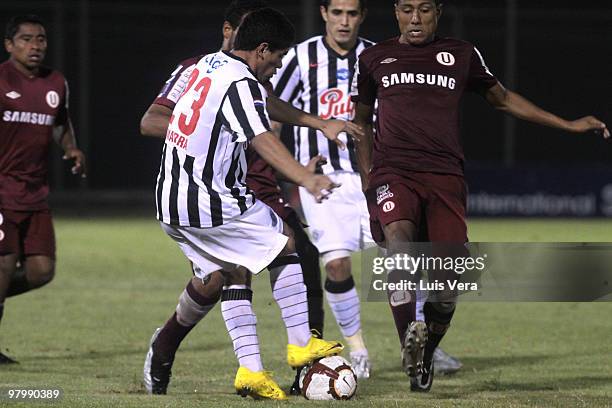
[303,174,340,203]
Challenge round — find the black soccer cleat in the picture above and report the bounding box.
[410,358,434,392]
[0,351,18,365]
[289,366,304,396]
[143,328,173,395]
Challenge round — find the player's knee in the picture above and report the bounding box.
[27,259,55,287]
[324,253,351,281]
[0,255,18,277]
[223,267,250,286]
[384,220,418,243]
[433,301,456,314]
[191,272,224,303]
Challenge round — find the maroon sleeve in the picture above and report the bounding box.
[350,55,377,106]
[467,46,498,94]
[54,77,69,127]
[152,56,201,109]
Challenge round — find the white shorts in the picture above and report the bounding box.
[299,171,373,255]
[161,200,288,278]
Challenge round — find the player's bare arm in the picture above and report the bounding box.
[53,119,86,177]
[250,131,339,202]
[485,82,610,138]
[352,101,375,190]
[140,103,173,138]
[267,94,364,150]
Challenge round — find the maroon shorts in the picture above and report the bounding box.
[259,195,299,223]
[365,170,468,244]
[0,208,56,259]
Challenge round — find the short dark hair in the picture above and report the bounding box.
[394,0,441,5]
[224,0,269,29]
[234,8,295,52]
[320,0,368,12]
[5,14,45,40]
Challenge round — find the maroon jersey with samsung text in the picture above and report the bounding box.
[351,37,497,177]
[0,61,69,210]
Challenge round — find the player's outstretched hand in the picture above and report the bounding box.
[569,116,610,139]
[306,154,328,173]
[319,119,364,150]
[303,174,340,203]
[63,148,87,177]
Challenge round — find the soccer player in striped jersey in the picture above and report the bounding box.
[270,0,377,378]
[0,15,86,364]
[352,0,609,392]
[144,8,353,400]
[141,0,361,397]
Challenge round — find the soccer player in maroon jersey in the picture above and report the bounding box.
[140,0,360,395]
[351,0,609,392]
[0,15,86,364]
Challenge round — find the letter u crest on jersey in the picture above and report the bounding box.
[46,91,60,108]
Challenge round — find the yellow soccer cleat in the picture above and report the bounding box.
[287,336,344,368]
[234,367,288,400]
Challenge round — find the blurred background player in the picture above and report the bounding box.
[352,0,609,392]
[0,15,86,364]
[141,0,359,395]
[149,7,344,400]
[270,0,375,379]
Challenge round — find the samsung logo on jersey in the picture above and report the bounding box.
[382,73,456,90]
[2,111,55,126]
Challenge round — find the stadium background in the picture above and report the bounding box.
[1,0,610,217]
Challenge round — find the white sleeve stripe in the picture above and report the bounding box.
[474,47,494,77]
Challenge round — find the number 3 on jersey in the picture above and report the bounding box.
[178,68,212,136]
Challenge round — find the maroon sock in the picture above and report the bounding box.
[153,312,194,363]
[388,293,416,345]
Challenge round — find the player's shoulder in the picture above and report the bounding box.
[295,35,324,53]
[176,54,204,69]
[357,36,376,49]
[437,37,477,52]
[357,37,398,62]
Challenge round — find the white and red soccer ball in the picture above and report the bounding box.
[299,356,358,400]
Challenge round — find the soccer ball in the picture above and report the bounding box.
[299,356,357,400]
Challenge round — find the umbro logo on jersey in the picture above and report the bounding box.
[380,58,397,64]
[5,91,21,99]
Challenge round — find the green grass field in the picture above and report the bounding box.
[1,217,611,407]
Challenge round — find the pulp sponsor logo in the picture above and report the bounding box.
[319,88,354,120]
[376,184,394,205]
[46,91,60,108]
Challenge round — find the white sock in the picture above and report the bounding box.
[269,254,311,347]
[325,279,362,339]
[221,285,263,372]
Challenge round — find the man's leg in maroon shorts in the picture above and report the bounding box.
[7,210,56,297]
[420,175,468,374]
[383,220,420,343]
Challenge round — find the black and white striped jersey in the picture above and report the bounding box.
[271,35,374,175]
[156,51,271,227]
